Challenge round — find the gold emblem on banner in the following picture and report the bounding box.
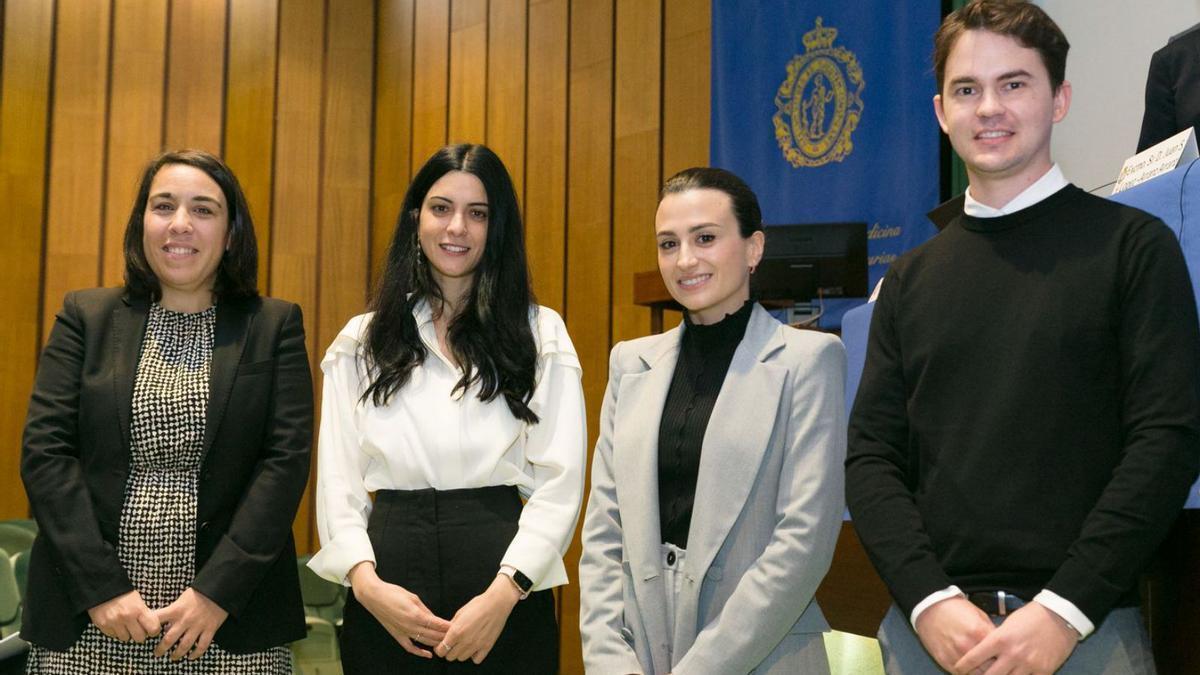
[773,18,865,168]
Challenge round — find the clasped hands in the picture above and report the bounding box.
[87,586,229,660]
[350,561,521,664]
[915,597,1079,675]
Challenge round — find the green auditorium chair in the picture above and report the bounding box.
[10,552,27,603]
[297,556,345,627]
[823,629,885,675]
[0,552,20,639]
[0,526,33,559]
[1,520,36,534]
[290,616,342,675]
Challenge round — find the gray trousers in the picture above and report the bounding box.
[877,603,1156,674]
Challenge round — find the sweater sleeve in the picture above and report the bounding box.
[845,268,954,616]
[1044,217,1200,623]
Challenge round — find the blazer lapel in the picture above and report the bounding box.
[112,295,150,450]
[202,300,251,462]
[612,327,681,671]
[683,306,787,589]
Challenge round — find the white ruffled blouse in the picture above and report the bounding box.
[307,301,586,591]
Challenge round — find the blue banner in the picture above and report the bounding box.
[712,1,941,325]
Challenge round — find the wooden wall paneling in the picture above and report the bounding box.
[164,0,227,154]
[0,0,54,519]
[563,0,615,671]
[524,0,568,312]
[659,0,708,330]
[610,0,662,346]
[448,0,487,143]
[486,0,526,197]
[225,0,279,290]
[317,0,374,423]
[411,0,450,171]
[42,0,112,344]
[661,0,709,178]
[565,0,614,442]
[272,0,325,551]
[101,0,167,288]
[372,0,416,285]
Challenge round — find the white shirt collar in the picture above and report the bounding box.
[963,164,1068,218]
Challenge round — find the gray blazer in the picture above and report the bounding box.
[579,304,846,674]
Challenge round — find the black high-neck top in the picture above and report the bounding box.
[658,300,754,548]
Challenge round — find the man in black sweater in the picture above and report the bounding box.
[847,2,1200,673]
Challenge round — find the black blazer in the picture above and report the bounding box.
[1138,27,1200,152]
[20,288,313,652]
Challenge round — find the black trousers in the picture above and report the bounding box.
[340,486,559,674]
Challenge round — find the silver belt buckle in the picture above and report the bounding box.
[997,590,1007,616]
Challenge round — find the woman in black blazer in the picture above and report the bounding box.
[20,150,313,672]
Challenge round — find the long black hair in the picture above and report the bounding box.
[124,149,259,302]
[362,144,540,423]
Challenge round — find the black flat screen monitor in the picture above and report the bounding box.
[755,222,868,300]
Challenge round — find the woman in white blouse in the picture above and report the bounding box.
[308,144,586,673]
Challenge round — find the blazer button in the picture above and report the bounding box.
[199,521,210,532]
[666,551,676,565]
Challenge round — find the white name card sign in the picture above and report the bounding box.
[1112,128,1198,194]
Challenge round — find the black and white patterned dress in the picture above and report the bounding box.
[27,303,291,674]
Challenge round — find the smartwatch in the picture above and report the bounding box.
[499,565,533,600]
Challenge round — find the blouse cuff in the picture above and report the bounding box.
[307,528,375,587]
[501,530,568,591]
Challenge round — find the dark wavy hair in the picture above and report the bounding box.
[934,0,1070,93]
[123,149,259,302]
[362,144,539,423]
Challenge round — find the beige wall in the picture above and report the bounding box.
[0,0,709,670]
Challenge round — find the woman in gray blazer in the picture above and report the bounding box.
[579,167,846,674]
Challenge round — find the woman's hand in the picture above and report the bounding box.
[435,575,521,664]
[350,561,451,659]
[88,590,160,643]
[152,588,229,660]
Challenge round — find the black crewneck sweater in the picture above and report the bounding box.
[846,185,1200,624]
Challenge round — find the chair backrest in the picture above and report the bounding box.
[290,616,343,675]
[823,629,885,675]
[1110,160,1200,508]
[0,550,21,636]
[296,558,345,625]
[1,519,38,534]
[0,524,35,557]
[840,301,875,417]
[12,550,29,600]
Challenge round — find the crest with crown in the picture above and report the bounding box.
[773,16,865,168]
[802,18,838,52]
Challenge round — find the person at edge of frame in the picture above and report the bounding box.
[846,1,1200,674]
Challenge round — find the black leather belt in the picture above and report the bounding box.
[967,591,1027,617]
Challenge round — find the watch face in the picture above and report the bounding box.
[513,569,534,593]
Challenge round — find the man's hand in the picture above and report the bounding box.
[953,602,1078,675]
[350,561,451,659]
[914,596,996,672]
[435,575,520,664]
[153,588,229,660]
[87,590,160,643]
